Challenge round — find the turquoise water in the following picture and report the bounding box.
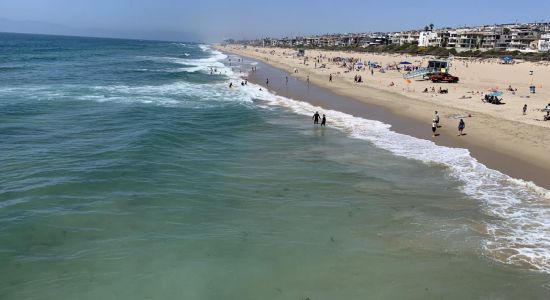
[1,33,550,299]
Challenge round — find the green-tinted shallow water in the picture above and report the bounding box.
[1,33,549,299]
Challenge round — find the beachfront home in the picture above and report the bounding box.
[232,22,550,54]
[305,37,320,47]
[538,33,550,52]
[398,31,420,45]
[418,31,439,47]
[387,32,402,45]
[360,33,388,47]
[318,35,338,48]
[446,30,458,48]
[508,26,540,51]
[455,29,485,51]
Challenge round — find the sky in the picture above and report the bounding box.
[0,0,549,42]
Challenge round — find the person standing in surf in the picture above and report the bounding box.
[312,111,321,125]
[432,120,437,137]
[321,114,326,126]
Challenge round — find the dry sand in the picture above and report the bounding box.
[216,45,550,188]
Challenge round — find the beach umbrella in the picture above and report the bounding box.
[399,61,412,65]
[500,56,513,62]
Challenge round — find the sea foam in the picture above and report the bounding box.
[199,45,550,273]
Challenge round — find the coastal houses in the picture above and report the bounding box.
[233,22,550,53]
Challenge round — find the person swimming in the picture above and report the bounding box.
[312,111,321,124]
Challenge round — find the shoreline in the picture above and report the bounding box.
[216,45,550,190]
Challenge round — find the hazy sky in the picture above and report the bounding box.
[0,0,549,42]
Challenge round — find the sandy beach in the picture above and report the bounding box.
[216,45,550,189]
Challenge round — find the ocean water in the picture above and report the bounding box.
[1,33,550,299]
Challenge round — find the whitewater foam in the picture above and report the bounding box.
[202,45,550,273]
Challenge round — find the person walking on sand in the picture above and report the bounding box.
[523,104,527,115]
[434,111,440,127]
[321,114,326,126]
[307,75,310,86]
[312,111,321,125]
[458,119,465,136]
[329,74,332,82]
[432,120,437,137]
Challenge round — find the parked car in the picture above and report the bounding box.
[429,73,459,83]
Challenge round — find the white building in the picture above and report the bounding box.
[537,33,550,52]
[418,31,439,47]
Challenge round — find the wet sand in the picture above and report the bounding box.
[227,54,550,189]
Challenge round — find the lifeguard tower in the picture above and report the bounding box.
[404,59,452,79]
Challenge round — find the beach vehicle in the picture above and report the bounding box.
[429,73,459,83]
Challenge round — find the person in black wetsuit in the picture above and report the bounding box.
[321,114,326,126]
[312,111,321,124]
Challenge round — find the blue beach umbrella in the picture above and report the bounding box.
[399,61,412,65]
[500,56,513,62]
[488,91,503,97]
